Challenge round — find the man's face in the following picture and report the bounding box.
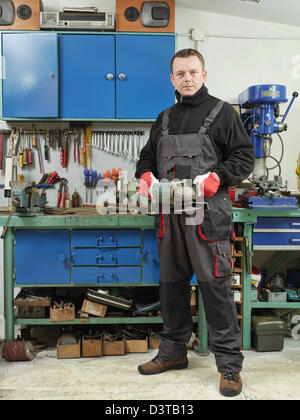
[170,55,207,97]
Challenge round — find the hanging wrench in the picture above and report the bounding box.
[104,132,108,152]
[118,131,122,156]
[123,132,128,156]
[114,132,118,155]
[100,132,103,150]
[128,131,133,161]
[133,131,139,161]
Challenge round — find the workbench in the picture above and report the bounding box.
[1,208,204,350]
[2,207,300,353]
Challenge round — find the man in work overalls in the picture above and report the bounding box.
[135,49,254,397]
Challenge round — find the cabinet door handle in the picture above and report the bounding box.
[106,73,114,80]
[118,73,126,80]
[49,73,55,78]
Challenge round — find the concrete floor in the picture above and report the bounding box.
[0,338,300,400]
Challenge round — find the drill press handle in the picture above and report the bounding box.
[281,91,298,124]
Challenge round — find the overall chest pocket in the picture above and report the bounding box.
[158,149,201,181]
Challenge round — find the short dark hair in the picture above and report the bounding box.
[170,49,205,73]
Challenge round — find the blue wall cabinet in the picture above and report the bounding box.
[60,34,116,119]
[15,230,70,284]
[2,33,59,118]
[116,35,174,119]
[1,32,174,120]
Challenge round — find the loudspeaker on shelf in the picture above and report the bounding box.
[0,0,40,30]
[116,0,175,33]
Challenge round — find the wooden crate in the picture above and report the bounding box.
[50,305,75,322]
[81,299,107,318]
[57,336,81,359]
[125,338,148,353]
[82,337,103,357]
[148,334,161,349]
[16,306,46,319]
[102,339,125,356]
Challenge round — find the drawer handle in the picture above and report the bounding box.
[109,272,118,282]
[290,239,300,242]
[290,223,300,226]
[96,255,117,265]
[96,273,104,283]
[96,236,104,247]
[110,254,117,264]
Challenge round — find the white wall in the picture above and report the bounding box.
[1,2,300,337]
[175,7,300,192]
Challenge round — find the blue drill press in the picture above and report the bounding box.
[238,84,298,209]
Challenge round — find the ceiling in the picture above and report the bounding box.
[175,0,300,28]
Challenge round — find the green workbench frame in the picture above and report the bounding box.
[1,213,206,353]
[3,208,300,352]
[233,208,300,349]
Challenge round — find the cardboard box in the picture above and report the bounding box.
[102,339,125,356]
[57,336,81,359]
[82,337,103,357]
[50,305,75,322]
[125,338,148,353]
[81,299,107,318]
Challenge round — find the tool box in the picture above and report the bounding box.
[252,316,286,352]
[262,290,287,302]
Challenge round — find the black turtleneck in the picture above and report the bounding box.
[135,85,254,187]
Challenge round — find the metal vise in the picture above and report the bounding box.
[11,181,47,214]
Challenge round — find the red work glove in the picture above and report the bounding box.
[203,172,220,197]
[138,171,159,198]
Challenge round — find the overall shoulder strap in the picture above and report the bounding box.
[161,108,172,136]
[199,100,225,134]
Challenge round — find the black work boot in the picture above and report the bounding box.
[220,372,242,397]
[138,355,188,375]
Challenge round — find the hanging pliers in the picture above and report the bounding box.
[57,179,68,208]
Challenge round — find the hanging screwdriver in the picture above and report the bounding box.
[89,168,93,203]
[84,168,89,203]
[23,134,28,165]
[27,135,32,165]
[32,130,36,148]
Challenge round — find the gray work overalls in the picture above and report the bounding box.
[155,101,244,373]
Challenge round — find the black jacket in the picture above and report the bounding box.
[135,85,254,187]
